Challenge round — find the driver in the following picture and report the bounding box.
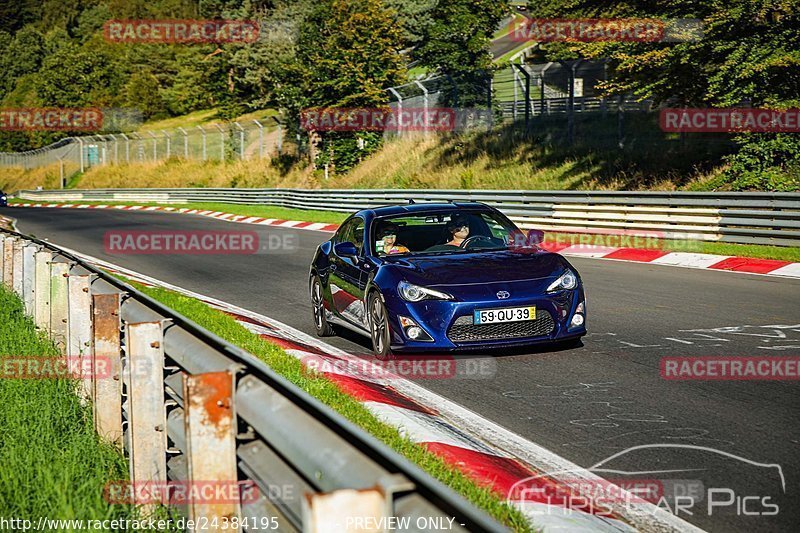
[379,223,409,255]
[444,215,470,247]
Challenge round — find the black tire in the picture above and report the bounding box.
[367,291,393,360]
[310,275,335,337]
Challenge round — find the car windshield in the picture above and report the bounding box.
[372,210,526,256]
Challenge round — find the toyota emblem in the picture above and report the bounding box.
[496,291,510,299]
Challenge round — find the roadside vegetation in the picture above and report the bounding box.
[0,286,164,528]
[127,280,533,532]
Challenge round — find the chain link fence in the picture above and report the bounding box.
[0,119,284,183]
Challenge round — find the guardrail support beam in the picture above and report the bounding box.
[2,236,15,289]
[126,321,168,514]
[68,274,94,401]
[22,244,37,315]
[93,292,123,447]
[50,261,70,352]
[183,370,240,530]
[34,250,53,330]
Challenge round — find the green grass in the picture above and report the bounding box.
[0,285,169,530]
[124,280,534,532]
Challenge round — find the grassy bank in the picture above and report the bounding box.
[128,280,532,531]
[0,286,153,527]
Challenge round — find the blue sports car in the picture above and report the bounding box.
[309,202,586,357]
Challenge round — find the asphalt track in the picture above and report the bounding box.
[8,207,800,533]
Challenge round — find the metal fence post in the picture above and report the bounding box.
[121,133,130,163]
[93,292,123,446]
[149,131,158,161]
[126,321,168,512]
[184,370,240,528]
[197,126,207,161]
[514,65,531,131]
[414,80,430,136]
[235,122,245,160]
[178,127,189,158]
[12,239,23,296]
[387,87,403,134]
[68,274,93,400]
[22,243,37,315]
[34,250,53,330]
[253,120,264,159]
[50,260,70,352]
[162,130,171,159]
[77,138,85,173]
[215,125,225,161]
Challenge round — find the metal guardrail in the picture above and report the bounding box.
[14,188,800,247]
[0,227,505,532]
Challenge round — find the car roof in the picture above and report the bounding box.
[357,202,492,218]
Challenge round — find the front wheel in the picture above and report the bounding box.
[311,275,335,337]
[368,292,393,360]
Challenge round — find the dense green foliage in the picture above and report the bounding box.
[526,0,800,190]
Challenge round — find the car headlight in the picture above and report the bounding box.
[546,270,578,292]
[398,281,453,302]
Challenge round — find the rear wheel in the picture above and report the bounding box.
[368,292,393,360]
[311,275,335,337]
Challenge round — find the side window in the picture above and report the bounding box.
[336,217,365,254]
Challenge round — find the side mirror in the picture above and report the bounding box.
[334,241,358,258]
[527,229,545,246]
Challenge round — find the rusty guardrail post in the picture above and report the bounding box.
[22,243,37,315]
[68,274,94,401]
[126,321,168,514]
[49,260,70,352]
[2,235,15,289]
[183,370,240,530]
[93,292,123,447]
[34,250,53,331]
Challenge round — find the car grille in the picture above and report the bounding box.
[447,311,556,343]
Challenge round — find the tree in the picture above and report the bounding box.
[526,0,800,190]
[415,0,506,106]
[125,71,167,119]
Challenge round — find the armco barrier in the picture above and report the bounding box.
[0,227,505,532]
[13,188,800,247]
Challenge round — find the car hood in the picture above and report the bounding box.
[383,251,569,288]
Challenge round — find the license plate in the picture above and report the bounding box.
[474,306,536,325]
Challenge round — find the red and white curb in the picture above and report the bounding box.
[45,243,702,533]
[10,202,799,279]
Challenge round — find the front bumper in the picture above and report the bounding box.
[385,287,586,353]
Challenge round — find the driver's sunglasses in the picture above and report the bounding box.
[383,233,396,238]
[455,225,468,230]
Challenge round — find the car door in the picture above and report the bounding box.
[329,217,368,328]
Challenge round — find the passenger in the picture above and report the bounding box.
[379,224,410,255]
